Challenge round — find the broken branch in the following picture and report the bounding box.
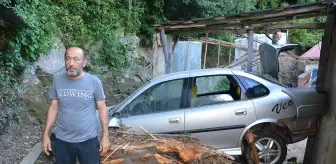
[140,125,157,140]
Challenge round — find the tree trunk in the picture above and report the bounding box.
[312,1,336,163]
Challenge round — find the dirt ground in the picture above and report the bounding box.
[0,122,43,164]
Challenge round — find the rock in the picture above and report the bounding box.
[140,153,151,161]
[23,62,40,85]
[37,47,66,76]
[154,154,173,164]
[133,75,143,83]
[179,147,202,163]
[101,159,124,164]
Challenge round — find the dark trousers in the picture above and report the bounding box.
[51,135,100,164]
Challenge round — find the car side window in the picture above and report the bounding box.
[123,79,184,116]
[191,75,243,107]
[236,75,269,99]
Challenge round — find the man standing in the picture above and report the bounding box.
[42,47,110,163]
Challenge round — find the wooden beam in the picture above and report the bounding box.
[217,45,221,67]
[185,40,190,71]
[203,33,209,69]
[247,30,254,72]
[200,37,249,51]
[166,21,326,35]
[257,23,325,31]
[160,29,169,74]
[154,2,329,30]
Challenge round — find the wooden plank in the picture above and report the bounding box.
[229,47,232,64]
[166,35,174,74]
[154,2,329,29]
[160,29,169,74]
[257,23,325,31]
[20,142,42,164]
[217,45,221,67]
[187,37,250,51]
[203,33,209,69]
[185,40,190,71]
[166,19,326,34]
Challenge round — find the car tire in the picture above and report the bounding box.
[243,130,287,164]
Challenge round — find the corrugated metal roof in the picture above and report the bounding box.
[300,41,321,60]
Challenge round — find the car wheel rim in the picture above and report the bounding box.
[254,137,281,164]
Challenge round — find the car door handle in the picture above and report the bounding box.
[169,117,181,124]
[235,109,247,115]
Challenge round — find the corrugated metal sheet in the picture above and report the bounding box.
[300,41,321,60]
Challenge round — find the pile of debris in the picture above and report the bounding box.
[100,126,236,164]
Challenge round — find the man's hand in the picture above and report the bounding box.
[42,134,52,156]
[42,100,58,156]
[99,135,110,155]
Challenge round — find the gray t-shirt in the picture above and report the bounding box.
[49,72,105,143]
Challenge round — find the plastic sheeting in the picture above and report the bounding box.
[171,41,202,73]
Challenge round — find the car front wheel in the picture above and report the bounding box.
[243,130,287,164]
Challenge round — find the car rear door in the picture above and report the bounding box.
[117,77,189,134]
[184,73,256,149]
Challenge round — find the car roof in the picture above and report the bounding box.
[151,68,245,82]
[150,68,284,89]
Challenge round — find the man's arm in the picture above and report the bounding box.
[42,100,59,156]
[97,100,110,155]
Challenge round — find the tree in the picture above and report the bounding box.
[312,1,336,163]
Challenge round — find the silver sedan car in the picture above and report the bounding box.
[105,68,326,164]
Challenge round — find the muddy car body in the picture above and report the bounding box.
[104,68,326,164]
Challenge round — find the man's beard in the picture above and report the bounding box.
[66,68,81,77]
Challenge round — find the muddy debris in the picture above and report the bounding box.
[100,127,235,164]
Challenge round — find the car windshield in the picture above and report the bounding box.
[249,73,289,88]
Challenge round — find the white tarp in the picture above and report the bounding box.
[171,41,202,73]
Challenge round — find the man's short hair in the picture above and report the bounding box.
[64,47,87,59]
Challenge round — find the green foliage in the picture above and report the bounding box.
[138,0,165,46]
[164,0,256,20]
[215,78,230,91]
[289,17,324,53]
[0,0,151,134]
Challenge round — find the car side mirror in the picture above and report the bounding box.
[108,117,121,128]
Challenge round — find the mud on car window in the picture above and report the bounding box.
[123,79,184,116]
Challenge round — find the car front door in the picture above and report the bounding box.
[117,78,188,134]
[184,74,256,149]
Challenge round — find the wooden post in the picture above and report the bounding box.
[247,30,254,72]
[160,29,169,74]
[166,35,174,74]
[203,33,209,69]
[217,45,221,67]
[229,47,232,64]
[247,130,259,164]
[185,40,190,71]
